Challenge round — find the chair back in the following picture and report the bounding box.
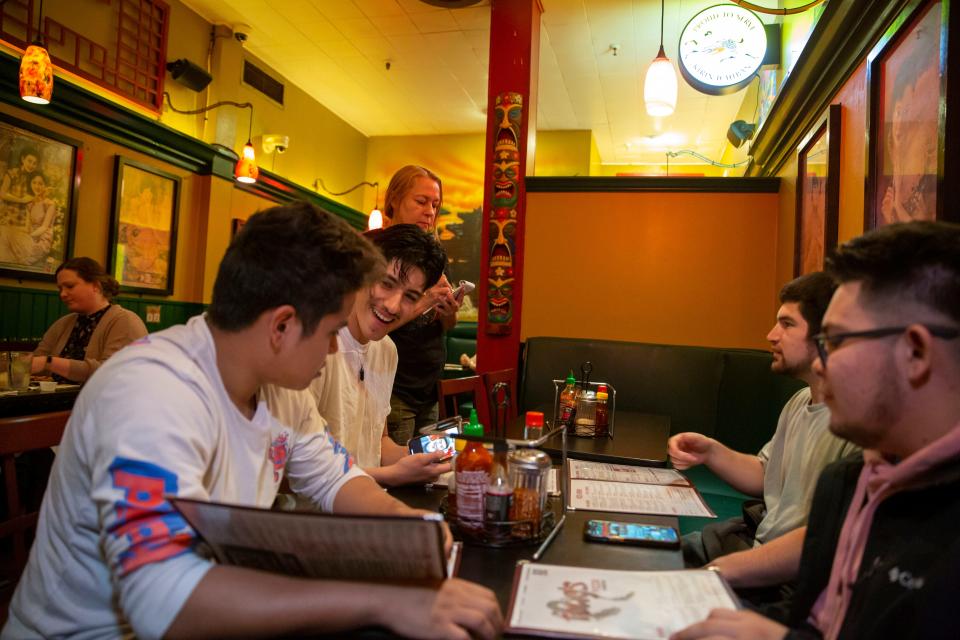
[0,410,70,575]
[437,375,490,432]
[482,368,517,437]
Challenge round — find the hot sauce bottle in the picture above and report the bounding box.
[455,409,492,527]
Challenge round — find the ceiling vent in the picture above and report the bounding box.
[243,60,284,105]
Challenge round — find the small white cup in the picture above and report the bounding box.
[39,380,57,392]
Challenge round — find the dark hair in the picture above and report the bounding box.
[383,165,443,223]
[779,271,836,337]
[56,257,120,300]
[825,221,960,324]
[208,202,384,336]
[363,224,446,289]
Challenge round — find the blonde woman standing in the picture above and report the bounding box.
[383,166,463,445]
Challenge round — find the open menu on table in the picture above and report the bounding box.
[566,459,715,518]
[171,497,454,581]
[506,562,739,639]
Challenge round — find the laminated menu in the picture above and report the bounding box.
[506,562,739,639]
[566,459,715,518]
[171,497,455,581]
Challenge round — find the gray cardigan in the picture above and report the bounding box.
[34,304,148,382]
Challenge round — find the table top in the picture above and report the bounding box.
[504,410,671,467]
[0,385,80,418]
[390,482,682,614]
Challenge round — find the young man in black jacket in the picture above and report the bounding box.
[672,220,960,640]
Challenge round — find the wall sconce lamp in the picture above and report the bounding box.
[20,0,53,104]
[163,92,258,184]
[314,178,381,229]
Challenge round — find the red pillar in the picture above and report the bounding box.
[477,0,542,375]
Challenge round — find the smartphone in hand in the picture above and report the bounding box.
[408,433,455,461]
[583,519,681,549]
[451,280,475,302]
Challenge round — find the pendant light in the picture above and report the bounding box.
[368,183,383,230]
[234,107,259,184]
[20,0,53,105]
[644,0,677,117]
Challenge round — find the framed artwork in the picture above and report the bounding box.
[0,114,81,281]
[795,104,841,276]
[865,0,956,228]
[108,156,180,295]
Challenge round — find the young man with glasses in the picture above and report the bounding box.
[674,220,960,640]
[669,272,860,584]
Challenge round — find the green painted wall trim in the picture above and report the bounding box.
[746,0,911,177]
[0,51,365,228]
[525,177,780,193]
[0,285,204,342]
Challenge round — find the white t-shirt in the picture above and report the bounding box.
[754,387,860,545]
[309,326,398,469]
[3,316,365,640]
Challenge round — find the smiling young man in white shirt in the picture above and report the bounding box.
[308,223,453,486]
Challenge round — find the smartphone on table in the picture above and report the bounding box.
[408,433,455,461]
[583,519,681,549]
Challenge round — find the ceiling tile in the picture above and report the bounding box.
[407,9,460,32]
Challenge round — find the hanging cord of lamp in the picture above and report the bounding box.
[729,0,826,16]
[314,179,382,229]
[665,150,751,176]
[163,92,258,183]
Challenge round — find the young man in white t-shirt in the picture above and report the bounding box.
[309,224,453,486]
[3,203,501,639]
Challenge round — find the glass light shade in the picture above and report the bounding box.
[20,44,53,105]
[235,142,258,184]
[644,47,677,117]
[368,208,383,230]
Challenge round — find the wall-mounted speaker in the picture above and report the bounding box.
[166,59,213,92]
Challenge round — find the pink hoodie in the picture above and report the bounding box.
[809,421,960,639]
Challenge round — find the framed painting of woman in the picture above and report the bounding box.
[107,156,181,295]
[0,114,80,281]
[865,0,959,227]
[795,105,841,276]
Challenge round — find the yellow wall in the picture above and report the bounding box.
[522,190,781,350]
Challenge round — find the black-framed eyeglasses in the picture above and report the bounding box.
[813,325,960,365]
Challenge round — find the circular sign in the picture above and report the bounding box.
[678,4,767,96]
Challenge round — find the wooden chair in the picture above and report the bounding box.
[437,375,490,432]
[482,368,517,437]
[0,410,70,574]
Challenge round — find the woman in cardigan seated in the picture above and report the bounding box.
[31,257,147,383]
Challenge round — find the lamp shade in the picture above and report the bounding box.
[644,46,677,117]
[235,141,258,184]
[20,44,53,105]
[367,208,383,230]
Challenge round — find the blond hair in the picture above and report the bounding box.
[383,165,443,231]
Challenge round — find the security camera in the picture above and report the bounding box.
[233,24,251,43]
[261,134,290,154]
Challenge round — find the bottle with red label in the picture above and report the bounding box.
[455,409,492,527]
[484,439,513,542]
[558,371,578,433]
[595,384,610,437]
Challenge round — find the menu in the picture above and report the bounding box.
[567,460,715,518]
[171,497,451,581]
[506,563,739,639]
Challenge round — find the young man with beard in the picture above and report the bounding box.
[308,223,453,486]
[673,221,960,640]
[3,204,501,639]
[669,272,859,571]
